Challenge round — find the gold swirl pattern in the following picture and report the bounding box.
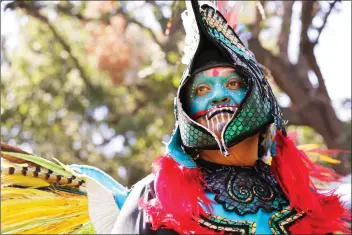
[227,174,274,203]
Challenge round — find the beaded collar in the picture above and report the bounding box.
[197,159,289,216]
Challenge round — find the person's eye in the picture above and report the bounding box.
[195,84,211,96]
[226,79,243,90]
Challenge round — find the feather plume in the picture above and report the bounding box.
[84,177,120,234]
[1,149,95,234]
[1,143,125,234]
[271,131,350,234]
[1,187,94,234]
[140,155,216,234]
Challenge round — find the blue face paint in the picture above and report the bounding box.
[187,69,248,120]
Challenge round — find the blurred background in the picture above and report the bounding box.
[1,1,351,190]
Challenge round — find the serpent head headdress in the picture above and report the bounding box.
[168,0,285,164]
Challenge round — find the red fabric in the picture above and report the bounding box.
[139,155,220,234]
[272,131,350,234]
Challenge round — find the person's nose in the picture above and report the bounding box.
[210,87,231,105]
[210,96,230,105]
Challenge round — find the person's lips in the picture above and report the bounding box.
[205,104,238,120]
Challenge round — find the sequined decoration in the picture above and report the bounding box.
[198,213,256,234]
[200,160,289,215]
[268,206,305,234]
[200,7,254,59]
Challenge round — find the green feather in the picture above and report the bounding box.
[1,151,83,179]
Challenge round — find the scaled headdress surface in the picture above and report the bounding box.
[141,0,350,234]
[175,0,284,158]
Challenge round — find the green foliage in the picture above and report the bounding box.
[1,2,185,187]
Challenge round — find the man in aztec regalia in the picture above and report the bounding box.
[1,0,350,234]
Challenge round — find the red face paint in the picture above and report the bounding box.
[212,69,219,77]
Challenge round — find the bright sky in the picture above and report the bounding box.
[1,1,351,121]
[314,1,351,121]
[316,1,351,100]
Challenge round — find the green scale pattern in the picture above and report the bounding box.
[224,85,272,143]
[178,99,218,147]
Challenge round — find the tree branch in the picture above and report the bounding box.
[314,0,339,45]
[9,2,97,93]
[248,38,307,102]
[147,0,169,34]
[56,4,95,22]
[296,1,317,90]
[251,0,267,39]
[1,36,11,66]
[299,1,315,57]
[278,1,295,60]
[116,9,164,49]
[54,3,165,50]
[299,1,339,94]
[280,107,306,126]
[45,22,96,93]
[303,42,327,93]
[163,1,183,53]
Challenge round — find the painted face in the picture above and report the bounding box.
[186,67,248,138]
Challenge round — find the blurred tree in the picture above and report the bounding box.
[1,0,350,187]
[247,0,350,175]
[1,1,183,186]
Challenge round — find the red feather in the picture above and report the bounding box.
[272,131,350,233]
[139,155,220,234]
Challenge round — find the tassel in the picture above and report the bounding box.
[140,155,218,234]
[271,131,350,233]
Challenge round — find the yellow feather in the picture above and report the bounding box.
[1,146,95,234]
[1,159,29,168]
[297,144,321,151]
[19,214,90,234]
[319,154,341,164]
[1,188,93,234]
[304,152,341,164]
[296,144,341,164]
[1,174,50,188]
[1,188,54,202]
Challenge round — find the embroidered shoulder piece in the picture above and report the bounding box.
[199,160,289,215]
